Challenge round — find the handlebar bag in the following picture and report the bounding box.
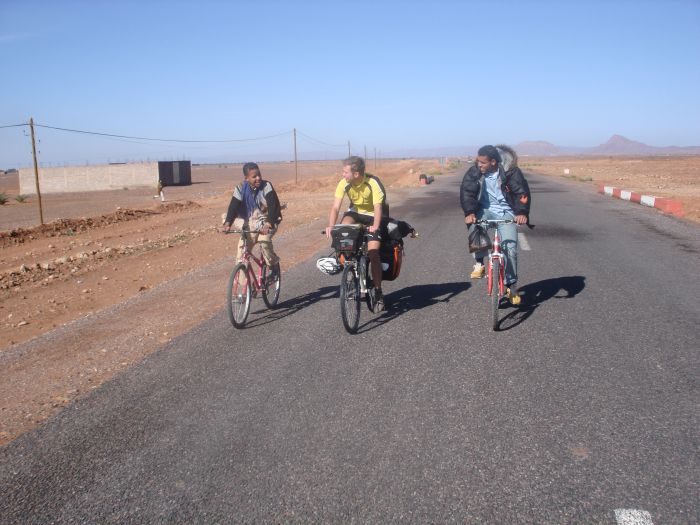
[331,225,363,253]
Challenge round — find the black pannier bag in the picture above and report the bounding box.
[331,224,363,253]
[380,239,403,281]
[468,224,492,253]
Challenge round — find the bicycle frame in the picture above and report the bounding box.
[477,219,513,298]
[332,225,371,292]
[228,229,273,295]
[487,228,505,297]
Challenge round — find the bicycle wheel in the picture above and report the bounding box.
[490,258,501,331]
[227,263,251,328]
[261,262,281,308]
[340,263,360,334]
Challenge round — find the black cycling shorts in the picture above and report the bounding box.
[342,211,388,242]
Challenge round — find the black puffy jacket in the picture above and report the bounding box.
[459,145,531,218]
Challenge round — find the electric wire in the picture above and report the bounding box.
[34,123,293,143]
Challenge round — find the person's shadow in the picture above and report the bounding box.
[244,285,338,328]
[497,275,586,331]
[357,281,470,333]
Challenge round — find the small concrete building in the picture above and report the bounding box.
[18,161,191,195]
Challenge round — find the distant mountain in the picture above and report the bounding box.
[588,134,659,155]
[514,141,562,156]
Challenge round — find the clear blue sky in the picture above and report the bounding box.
[1,0,699,167]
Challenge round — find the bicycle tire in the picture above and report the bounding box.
[340,263,360,334]
[261,262,281,309]
[227,263,251,328]
[490,258,500,331]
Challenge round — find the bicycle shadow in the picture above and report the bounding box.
[497,275,586,331]
[356,281,470,333]
[244,285,338,328]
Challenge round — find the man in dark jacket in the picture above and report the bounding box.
[222,162,282,273]
[460,145,530,305]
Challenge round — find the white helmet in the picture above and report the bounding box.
[316,257,342,275]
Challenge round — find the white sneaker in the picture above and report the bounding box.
[470,262,485,279]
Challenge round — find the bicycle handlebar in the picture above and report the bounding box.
[224,228,276,234]
[476,219,515,226]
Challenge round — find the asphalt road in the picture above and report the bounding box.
[1,173,698,524]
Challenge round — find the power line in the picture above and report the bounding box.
[34,123,293,143]
[296,130,346,149]
[0,123,27,129]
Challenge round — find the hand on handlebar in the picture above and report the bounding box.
[465,214,476,225]
[515,214,528,225]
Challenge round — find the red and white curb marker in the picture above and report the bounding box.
[599,184,684,217]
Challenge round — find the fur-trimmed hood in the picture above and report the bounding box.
[495,144,518,172]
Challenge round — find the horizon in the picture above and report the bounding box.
[1,0,699,167]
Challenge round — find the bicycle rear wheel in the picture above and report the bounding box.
[227,263,251,328]
[262,262,281,308]
[490,258,501,331]
[340,264,360,334]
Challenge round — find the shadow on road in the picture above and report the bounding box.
[244,285,338,328]
[357,281,470,333]
[498,275,586,331]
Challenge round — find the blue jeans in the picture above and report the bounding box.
[471,208,518,286]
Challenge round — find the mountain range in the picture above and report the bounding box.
[385,135,700,158]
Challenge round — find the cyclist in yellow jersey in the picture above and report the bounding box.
[325,156,389,312]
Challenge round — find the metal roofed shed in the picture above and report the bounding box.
[158,161,191,186]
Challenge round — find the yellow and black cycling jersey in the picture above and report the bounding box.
[334,173,389,217]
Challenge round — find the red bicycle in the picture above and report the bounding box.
[225,230,281,328]
[476,218,516,330]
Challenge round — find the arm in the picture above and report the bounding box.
[504,167,531,223]
[325,196,343,238]
[369,202,383,232]
[261,182,281,233]
[460,167,480,224]
[222,193,241,232]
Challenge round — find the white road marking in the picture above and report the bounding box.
[518,232,531,251]
[614,509,654,525]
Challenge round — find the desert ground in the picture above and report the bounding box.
[0,155,697,445]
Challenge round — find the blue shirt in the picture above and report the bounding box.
[479,170,513,215]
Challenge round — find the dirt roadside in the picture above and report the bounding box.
[0,159,447,445]
[0,156,697,445]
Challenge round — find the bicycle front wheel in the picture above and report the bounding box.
[262,262,281,308]
[340,264,360,334]
[227,263,251,328]
[490,258,501,331]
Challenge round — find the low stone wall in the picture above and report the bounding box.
[19,162,159,195]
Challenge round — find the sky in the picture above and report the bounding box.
[1,0,699,167]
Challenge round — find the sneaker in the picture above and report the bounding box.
[470,262,485,279]
[373,288,385,313]
[505,286,521,306]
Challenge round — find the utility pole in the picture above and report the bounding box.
[364,145,367,161]
[347,140,351,157]
[29,117,44,225]
[293,128,298,185]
